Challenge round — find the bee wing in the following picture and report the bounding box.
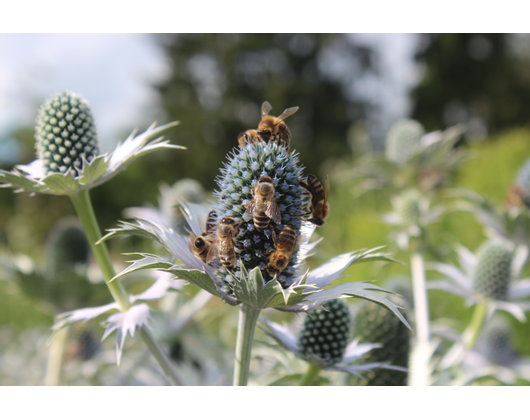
[261,101,272,120]
[276,106,299,123]
[243,200,256,221]
[266,200,282,225]
[324,175,330,202]
[188,231,197,253]
[205,240,219,264]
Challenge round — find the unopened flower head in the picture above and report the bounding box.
[349,300,410,386]
[213,142,306,291]
[385,119,425,166]
[35,91,99,176]
[298,299,351,365]
[473,241,512,301]
[395,189,422,226]
[484,317,517,366]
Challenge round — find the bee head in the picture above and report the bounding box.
[266,264,280,276]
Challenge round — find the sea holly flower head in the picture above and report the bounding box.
[100,140,411,328]
[261,299,408,377]
[429,240,530,321]
[352,121,465,195]
[0,90,183,196]
[348,300,411,386]
[383,189,446,250]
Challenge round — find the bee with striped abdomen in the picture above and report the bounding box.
[266,223,299,276]
[299,174,330,226]
[243,176,281,231]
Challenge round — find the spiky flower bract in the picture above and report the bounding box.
[515,158,530,208]
[298,299,351,366]
[349,300,410,386]
[385,119,425,166]
[35,91,99,176]
[473,241,512,301]
[213,141,306,291]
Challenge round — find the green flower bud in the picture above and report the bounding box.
[298,299,351,366]
[385,119,425,166]
[45,218,90,278]
[172,178,205,204]
[350,301,410,386]
[473,241,512,301]
[214,142,306,293]
[483,318,517,366]
[395,189,421,226]
[35,91,99,175]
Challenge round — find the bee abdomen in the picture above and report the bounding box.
[254,212,271,230]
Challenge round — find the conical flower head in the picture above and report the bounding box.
[45,218,90,278]
[350,301,410,386]
[385,119,425,166]
[395,189,422,226]
[484,318,517,366]
[214,142,306,292]
[35,91,99,175]
[298,299,351,366]
[473,241,512,301]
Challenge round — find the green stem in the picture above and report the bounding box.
[69,189,184,386]
[463,302,487,350]
[233,303,260,386]
[44,323,69,386]
[299,363,321,386]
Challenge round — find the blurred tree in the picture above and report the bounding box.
[154,34,379,188]
[411,34,530,138]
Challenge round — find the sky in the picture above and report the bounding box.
[0,33,420,164]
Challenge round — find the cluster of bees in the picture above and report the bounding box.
[189,101,330,278]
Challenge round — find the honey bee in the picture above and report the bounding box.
[257,101,299,151]
[266,223,299,276]
[202,210,217,236]
[206,217,240,270]
[243,176,281,231]
[299,174,330,226]
[237,129,259,148]
[506,183,530,209]
[189,210,218,264]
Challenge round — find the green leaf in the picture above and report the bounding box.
[166,267,222,298]
[41,172,80,194]
[108,253,173,283]
[232,265,317,310]
[79,155,109,186]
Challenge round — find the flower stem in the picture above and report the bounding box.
[299,363,321,386]
[463,302,487,350]
[233,303,260,386]
[44,323,69,386]
[409,251,431,386]
[69,189,184,386]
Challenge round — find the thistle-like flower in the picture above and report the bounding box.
[349,300,411,386]
[0,91,183,196]
[383,188,446,250]
[352,121,465,195]
[429,240,530,321]
[445,316,530,385]
[100,141,411,324]
[261,299,407,378]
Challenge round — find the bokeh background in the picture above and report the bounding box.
[1,33,530,385]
